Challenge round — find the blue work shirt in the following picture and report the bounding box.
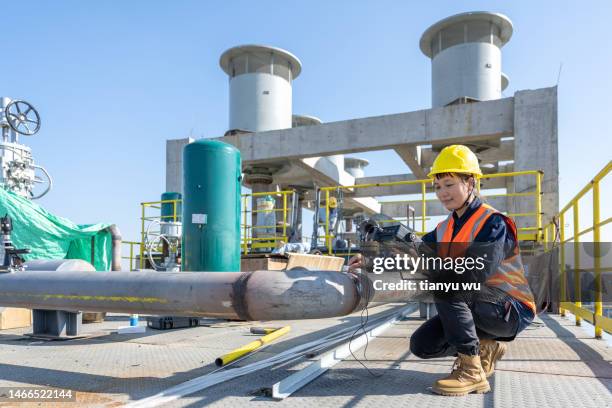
[422,197,534,332]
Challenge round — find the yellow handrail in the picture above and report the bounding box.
[241,190,295,254]
[552,161,612,337]
[317,170,544,253]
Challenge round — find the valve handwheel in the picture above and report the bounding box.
[5,100,41,135]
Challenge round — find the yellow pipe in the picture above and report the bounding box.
[559,213,566,316]
[244,190,295,197]
[559,161,611,214]
[283,193,287,239]
[573,201,581,326]
[592,180,602,338]
[536,171,542,241]
[421,182,426,233]
[215,326,291,367]
[140,204,145,270]
[326,190,331,255]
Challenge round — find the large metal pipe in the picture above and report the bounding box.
[0,269,419,321]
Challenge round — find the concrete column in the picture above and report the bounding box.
[512,87,559,235]
[166,138,194,195]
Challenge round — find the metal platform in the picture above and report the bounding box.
[0,305,609,407]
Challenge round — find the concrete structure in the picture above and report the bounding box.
[420,11,512,107]
[167,12,559,242]
[166,137,193,195]
[216,86,559,233]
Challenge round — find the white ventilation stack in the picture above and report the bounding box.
[344,158,369,178]
[220,45,302,132]
[420,12,513,107]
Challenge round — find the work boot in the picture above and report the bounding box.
[480,339,507,378]
[432,353,490,396]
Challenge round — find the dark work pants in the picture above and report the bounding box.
[410,298,520,357]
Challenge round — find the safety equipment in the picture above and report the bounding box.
[432,353,490,396]
[435,202,537,314]
[479,339,507,378]
[328,196,338,208]
[427,145,483,178]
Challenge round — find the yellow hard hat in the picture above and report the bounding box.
[328,196,338,208]
[427,145,483,178]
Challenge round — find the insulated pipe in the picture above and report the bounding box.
[0,269,421,321]
[107,224,122,271]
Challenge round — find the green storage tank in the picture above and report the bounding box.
[182,140,241,272]
[161,192,182,222]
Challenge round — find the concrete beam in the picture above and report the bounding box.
[291,159,381,215]
[215,96,515,164]
[421,138,515,167]
[393,145,428,178]
[351,173,509,197]
[381,197,509,218]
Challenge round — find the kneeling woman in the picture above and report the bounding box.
[350,145,536,396]
[412,145,535,396]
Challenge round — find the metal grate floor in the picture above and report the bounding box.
[0,306,609,407]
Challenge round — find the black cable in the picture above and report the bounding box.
[347,272,384,378]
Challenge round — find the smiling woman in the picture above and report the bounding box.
[409,144,536,397]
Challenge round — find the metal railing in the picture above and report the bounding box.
[121,240,141,271]
[241,190,296,254]
[317,170,543,255]
[547,161,612,337]
[139,199,182,269]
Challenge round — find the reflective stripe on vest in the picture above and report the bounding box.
[434,203,536,314]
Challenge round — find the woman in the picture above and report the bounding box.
[349,145,535,396]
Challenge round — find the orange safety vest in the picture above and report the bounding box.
[435,202,536,314]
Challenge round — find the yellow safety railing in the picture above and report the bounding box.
[318,170,543,255]
[241,190,296,254]
[121,240,142,271]
[140,199,182,269]
[547,161,612,337]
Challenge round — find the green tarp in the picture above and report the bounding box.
[0,188,112,271]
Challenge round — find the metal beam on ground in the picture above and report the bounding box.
[271,303,418,400]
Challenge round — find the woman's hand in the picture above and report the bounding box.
[347,254,363,272]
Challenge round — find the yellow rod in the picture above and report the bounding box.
[536,171,542,241]
[215,326,291,367]
[559,161,611,214]
[244,190,295,197]
[326,190,331,255]
[559,212,566,315]
[419,182,426,233]
[140,204,145,270]
[282,193,287,239]
[129,243,134,272]
[573,201,581,326]
[592,180,602,338]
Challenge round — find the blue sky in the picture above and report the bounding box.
[2,1,611,243]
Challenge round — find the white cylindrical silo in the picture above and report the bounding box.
[420,12,513,107]
[220,45,302,132]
